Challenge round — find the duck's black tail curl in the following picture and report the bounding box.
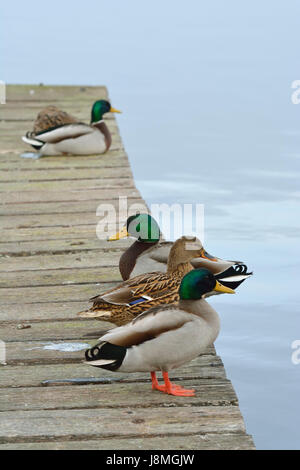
[85,341,127,371]
[216,264,253,290]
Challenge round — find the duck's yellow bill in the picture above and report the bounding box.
[200,248,218,262]
[214,281,235,294]
[110,106,122,113]
[108,226,129,241]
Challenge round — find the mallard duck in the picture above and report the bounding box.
[108,213,252,291]
[78,235,212,325]
[85,268,234,397]
[22,100,121,156]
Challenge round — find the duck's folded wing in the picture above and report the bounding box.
[99,305,190,347]
[89,271,178,308]
[32,123,93,143]
[90,285,137,307]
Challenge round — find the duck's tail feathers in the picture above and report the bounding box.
[85,341,126,371]
[22,133,44,150]
[216,264,253,290]
[77,308,112,320]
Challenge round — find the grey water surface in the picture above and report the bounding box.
[2,0,300,449]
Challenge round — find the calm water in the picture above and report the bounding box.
[2,0,300,449]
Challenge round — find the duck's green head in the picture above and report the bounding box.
[179,268,235,300]
[91,100,122,124]
[108,213,160,243]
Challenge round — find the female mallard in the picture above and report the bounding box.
[109,213,252,291]
[22,100,121,156]
[85,268,234,397]
[78,235,212,326]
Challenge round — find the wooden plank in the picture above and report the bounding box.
[0,380,239,412]
[0,238,129,256]
[0,319,111,342]
[0,187,139,204]
[0,212,132,230]
[0,282,118,304]
[0,301,110,323]
[0,251,122,272]
[0,225,124,242]
[0,354,224,388]
[0,198,142,216]
[0,166,131,183]
[0,266,122,288]
[0,406,246,443]
[0,177,135,192]
[0,433,256,450]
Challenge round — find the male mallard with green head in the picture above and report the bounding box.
[22,100,121,156]
[109,213,252,291]
[85,268,234,397]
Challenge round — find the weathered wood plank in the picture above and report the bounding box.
[0,152,126,170]
[0,198,142,216]
[0,282,117,304]
[0,177,136,192]
[0,238,129,256]
[0,301,110,323]
[0,406,246,443]
[0,251,121,272]
[0,212,131,230]
[0,319,111,342]
[0,225,123,242]
[0,266,122,288]
[0,166,131,183]
[0,380,239,412]
[0,433,256,450]
[0,187,139,204]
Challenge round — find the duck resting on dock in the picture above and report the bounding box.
[22,100,121,156]
[108,213,252,291]
[78,233,250,326]
[85,268,234,397]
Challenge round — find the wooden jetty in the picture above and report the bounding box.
[0,85,255,450]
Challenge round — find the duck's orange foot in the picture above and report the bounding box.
[150,372,195,397]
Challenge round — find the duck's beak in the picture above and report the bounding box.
[110,106,122,113]
[108,226,129,241]
[214,280,235,294]
[200,247,218,262]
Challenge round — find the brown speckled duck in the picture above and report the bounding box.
[22,100,121,156]
[78,235,214,326]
